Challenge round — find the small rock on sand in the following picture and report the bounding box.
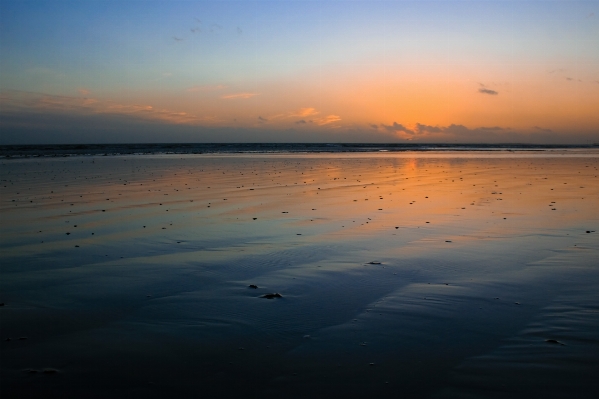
[43,368,58,374]
[261,293,282,299]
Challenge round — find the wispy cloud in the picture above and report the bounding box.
[210,23,223,33]
[258,116,267,122]
[295,119,307,124]
[78,88,91,96]
[478,88,498,95]
[293,107,319,117]
[0,90,218,126]
[315,115,341,126]
[267,107,319,121]
[478,83,498,95]
[220,92,259,100]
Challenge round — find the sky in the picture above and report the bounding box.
[0,0,598,144]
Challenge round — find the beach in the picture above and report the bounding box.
[1,151,598,398]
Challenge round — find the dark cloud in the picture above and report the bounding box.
[295,119,307,124]
[478,126,505,131]
[258,116,267,122]
[381,122,413,134]
[415,123,442,133]
[370,124,378,129]
[478,88,498,95]
[566,77,573,81]
[172,36,184,42]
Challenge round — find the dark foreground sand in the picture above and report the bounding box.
[1,152,598,398]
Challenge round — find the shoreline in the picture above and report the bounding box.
[2,143,599,159]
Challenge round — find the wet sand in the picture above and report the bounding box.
[1,151,598,398]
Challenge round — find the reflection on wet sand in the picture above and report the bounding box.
[1,152,598,398]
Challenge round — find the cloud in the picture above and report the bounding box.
[237,27,242,35]
[186,84,227,92]
[478,88,498,95]
[533,126,553,133]
[1,94,596,146]
[566,77,574,81]
[415,123,442,133]
[315,115,341,126]
[258,116,267,122]
[374,121,513,140]
[295,119,307,124]
[381,122,413,134]
[78,88,90,96]
[294,107,319,117]
[260,107,321,124]
[220,92,259,100]
[0,90,217,127]
[173,36,184,42]
[210,24,223,33]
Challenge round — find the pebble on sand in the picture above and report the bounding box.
[43,368,58,374]
[261,293,282,299]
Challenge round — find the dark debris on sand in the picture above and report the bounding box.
[261,293,282,299]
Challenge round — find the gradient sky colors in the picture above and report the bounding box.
[1,0,598,144]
